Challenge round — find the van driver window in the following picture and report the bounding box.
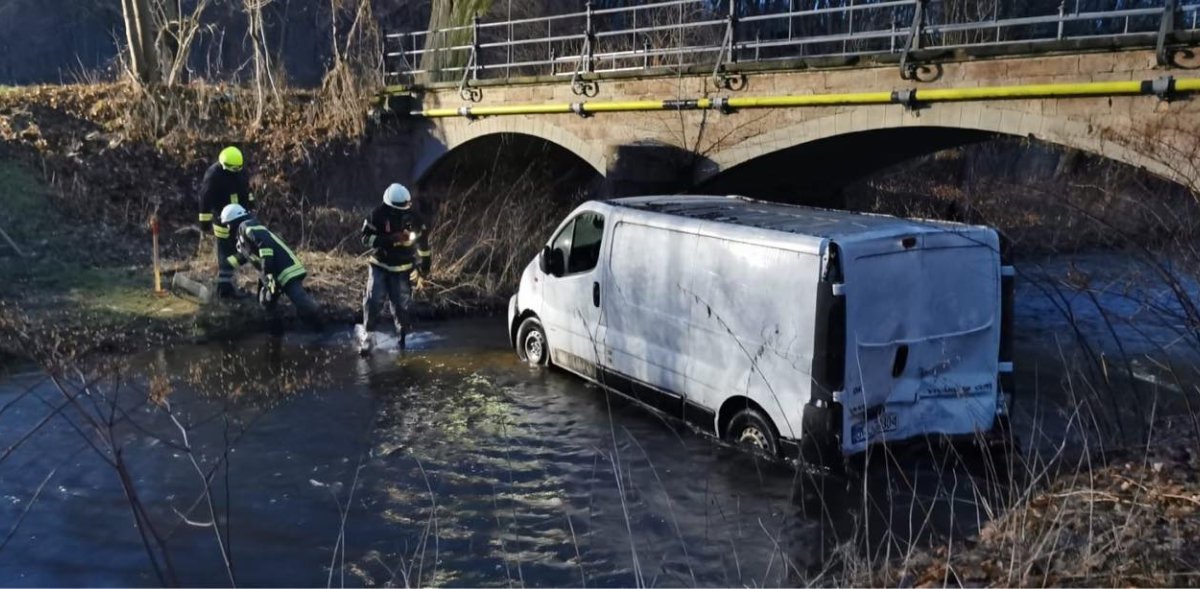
[550,218,575,272]
[568,213,604,273]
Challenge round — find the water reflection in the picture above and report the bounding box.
[4,248,1197,587]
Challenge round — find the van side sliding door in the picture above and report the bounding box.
[602,221,699,418]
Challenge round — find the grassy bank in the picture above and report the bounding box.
[0,83,584,361]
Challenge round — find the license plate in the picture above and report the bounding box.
[851,412,898,444]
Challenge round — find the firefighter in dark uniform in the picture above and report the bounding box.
[198,146,255,299]
[356,183,432,354]
[219,204,323,330]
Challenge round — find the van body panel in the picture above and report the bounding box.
[838,229,1002,453]
[603,219,700,401]
[685,235,821,440]
[511,195,1007,459]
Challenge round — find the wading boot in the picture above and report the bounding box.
[355,324,373,356]
[216,283,248,301]
[399,326,408,351]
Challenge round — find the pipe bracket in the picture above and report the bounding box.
[1151,75,1176,101]
[894,88,919,110]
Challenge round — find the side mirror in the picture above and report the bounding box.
[551,249,566,276]
[539,246,551,274]
[540,246,566,277]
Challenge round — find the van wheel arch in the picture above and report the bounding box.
[510,310,539,348]
[718,396,782,456]
[515,316,550,366]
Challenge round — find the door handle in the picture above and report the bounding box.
[592,282,600,308]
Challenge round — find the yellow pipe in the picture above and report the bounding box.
[424,103,574,117]
[917,80,1145,101]
[1175,78,1200,92]
[411,77,1200,118]
[585,100,678,112]
[727,91,894,108]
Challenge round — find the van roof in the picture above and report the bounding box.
[609,195,979,241]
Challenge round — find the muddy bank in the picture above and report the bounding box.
[0,84,580,361]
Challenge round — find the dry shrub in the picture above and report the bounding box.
[313,0,383,138]
[416,135,596,306]
[846,136,1200,255]
[423,176,586,305]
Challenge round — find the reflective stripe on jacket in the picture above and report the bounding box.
[229,222,306,286]
[361,205,431,274]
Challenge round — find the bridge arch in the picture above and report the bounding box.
[696,103,1173,188]
[413,117,608,184]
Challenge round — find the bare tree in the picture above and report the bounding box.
[120,0,212,86]
[157,0,215,85]
[121,0,160,84]
[244,0,279,125]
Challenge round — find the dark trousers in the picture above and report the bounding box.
[262,276,323,331]
[363,265,412,333]
[216,234,237,290]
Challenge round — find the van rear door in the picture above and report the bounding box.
[838,229,1001,451]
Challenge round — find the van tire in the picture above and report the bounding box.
[516,318,549,366]
[726,409,779,458]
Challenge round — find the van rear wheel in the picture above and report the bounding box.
[727,409,779,458]
[516,317,549,366]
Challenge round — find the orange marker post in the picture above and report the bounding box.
[150,213,166,297]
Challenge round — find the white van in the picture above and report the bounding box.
[507,195,1014,463]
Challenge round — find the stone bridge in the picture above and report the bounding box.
[387,47,1200,203]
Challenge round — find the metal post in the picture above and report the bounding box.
[729,0,739,65]
[585,1,595,75]
[711,0,738,88]
[899,0,927,80]
[845,0,855,54]
[1056,1,1064,40]
[547,19,552,76]
[472,14,482,81]
[507,18,513,79]
[788,0,794,41]
[1158,0,1178,65]
[571,2,598,96]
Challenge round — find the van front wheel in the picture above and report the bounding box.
[516,318,549,366]
[727,409,779,458]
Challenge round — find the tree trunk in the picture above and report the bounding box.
[421,0,493,83]
[120,0,160,84]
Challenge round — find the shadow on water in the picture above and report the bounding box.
[2,251,1198,586]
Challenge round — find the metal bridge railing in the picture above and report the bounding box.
[384,0,1200,96]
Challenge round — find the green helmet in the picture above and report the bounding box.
[219,146,244,171]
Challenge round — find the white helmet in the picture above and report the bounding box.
[383,183,412,209]
[220,203,250,225]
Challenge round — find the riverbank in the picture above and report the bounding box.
[0,83,525,362]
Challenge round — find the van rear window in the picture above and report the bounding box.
[852,246,997,342]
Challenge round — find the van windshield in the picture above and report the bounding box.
[852,246,997,343]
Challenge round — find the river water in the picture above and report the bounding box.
[1,253,1197,587]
